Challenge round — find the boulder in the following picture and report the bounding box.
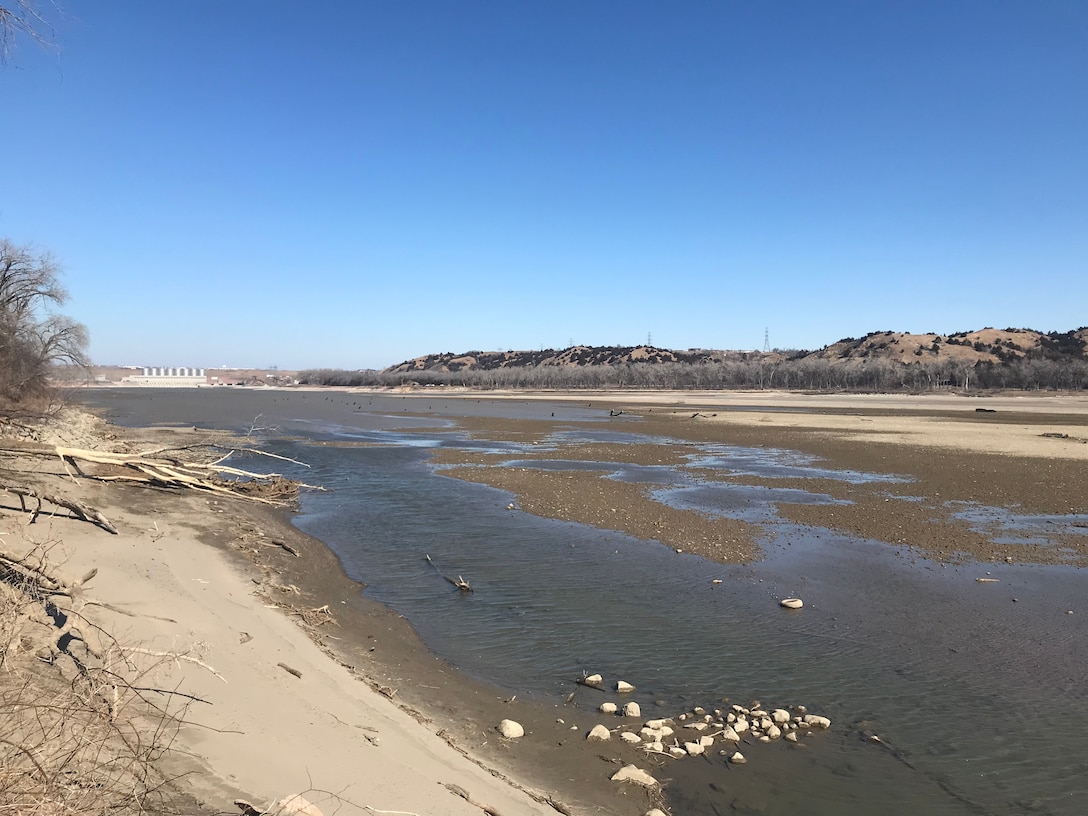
[699,735,714,747]
[599,702,618,714]
[684,741,705,756]
[620,731,642,744]
[582,674,604,688]
[622,702,642,718]
[722,726,740,742]
[644,810,669,816]
[804,714,832,729]
[785,731,799,743]
[780,598,804,609]
[644,718,670,729]
[766,725,781,739]
[587,724,612,741]
[611,765,658,788]
[498,719,525,739]
[616,680,636,693]
[644,740,664,753]
[730,751,747,764]
[772,709,791,724]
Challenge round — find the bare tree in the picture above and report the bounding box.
[0,1,56,63]
[0,239,89,403]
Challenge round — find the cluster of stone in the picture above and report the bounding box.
[592,700,831,768]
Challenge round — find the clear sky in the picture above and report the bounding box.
[2,1,1085,370]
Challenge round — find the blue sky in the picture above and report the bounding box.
[2,1,1085,369]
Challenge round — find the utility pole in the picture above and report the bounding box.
[763,327,771,353]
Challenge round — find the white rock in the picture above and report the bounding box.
[785,731,799,743]
[804,714,832,729]
[751,709,768,718]
[620,731,642,744]
[772,709,791,724]
[760,717,773,730]
[267,795,323,816]
[726,712,736,723]
[669,746,686,757]
[587,724,612,741]
[767,725,782,739]
[758,735,771,743]
[644,718,670,729]
[610,765,658,788]
[683,721,708,731]
[699,735,714,747]
[639,727,658,740]
[658,725,674,737]
[623,702,642,718]
[644,740,664,753]
[644,810,669,816]
[599,702,618,714]
[498,719,524,739]
[684,741,705,756]
[734,717,749,733]
[722,726,740,742]
[730,751,747,764]
[582,673,603,687]
[780,598,804,609]
[616,680,636,693]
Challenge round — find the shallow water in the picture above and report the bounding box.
[78,389,1088,815]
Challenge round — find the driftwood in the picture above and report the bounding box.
[1,480,118,533]
[425,554,473,592]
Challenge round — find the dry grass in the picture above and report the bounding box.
[0,537,191,815]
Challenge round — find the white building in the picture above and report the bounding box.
[123,367,209,387]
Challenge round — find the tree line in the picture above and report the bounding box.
[299,355,1088,392]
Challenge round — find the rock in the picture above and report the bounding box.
[780,598,804,609]
[683,721,708,731]
[616,680,636,693]
[804,714,831,729]
[587,724,612,741]
[599,702,618,714]
[611,764,658,788]
[730,751,747,764]
[622,702,642,718]
[645,740,664,753]
[658,725,674,737]
[693,706,706,714]
[734,717,749,733]
[759,717,773,730]
[722,726,740,742]
[581,674,603,688]
[699,735,714,747]
[620,731,642,744]
[772,709,791,724]
[645,718,671,729]
[785,731,799,743]
[758,735,771,742]
[766,725,781,739]
[266,796,323,816]
[498,719,524,739]
[684,741,705,756]
[644,810,669,816]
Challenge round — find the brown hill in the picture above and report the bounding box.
[812,328,1088,365]
[385,345,787,373]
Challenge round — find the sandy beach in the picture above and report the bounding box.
[4,388,1087,815]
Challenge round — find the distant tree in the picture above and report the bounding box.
[0,239,89,404]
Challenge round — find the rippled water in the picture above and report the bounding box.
[79,389,1088,816]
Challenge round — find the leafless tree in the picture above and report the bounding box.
[0,1,57,63]
[0,239,89,404]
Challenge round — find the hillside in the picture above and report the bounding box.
[386,329,1088,373]
[385,345,788,373]
[812,328,1088,366]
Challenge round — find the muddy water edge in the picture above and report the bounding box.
[76,388,1088,816]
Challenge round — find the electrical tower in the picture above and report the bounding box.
[647,331,653,347]
[763,328,770,353]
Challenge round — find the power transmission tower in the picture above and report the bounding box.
[647,331,653,347]
[763,328,770,353]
